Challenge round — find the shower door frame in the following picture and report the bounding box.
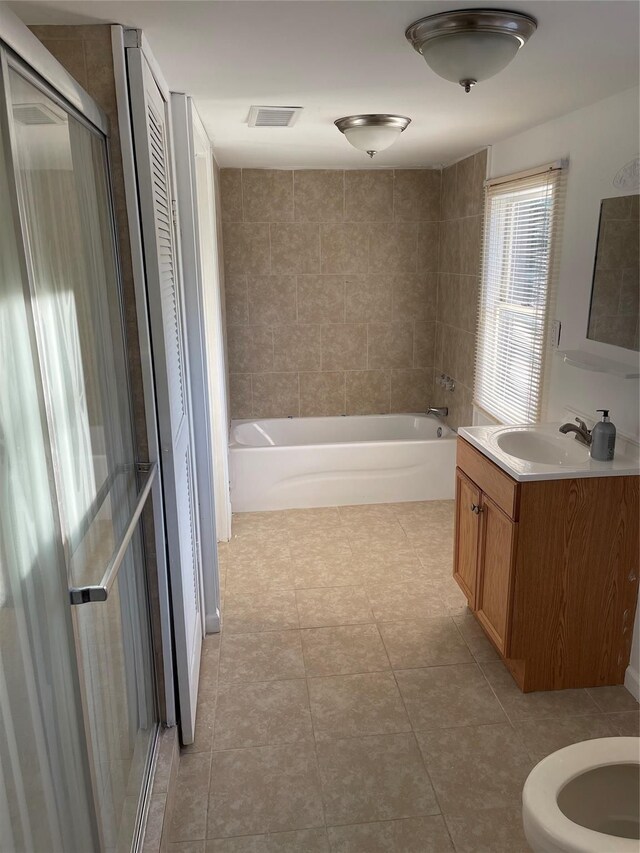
[0,33,160,853]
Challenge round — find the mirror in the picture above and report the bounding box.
[587,194,639,351]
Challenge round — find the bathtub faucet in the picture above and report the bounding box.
[426,406,448,418]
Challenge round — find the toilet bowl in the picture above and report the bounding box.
[522,737,640,853]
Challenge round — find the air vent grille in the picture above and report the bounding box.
[248,105,302,128]
[13,102,65,126]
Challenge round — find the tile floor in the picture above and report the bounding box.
[167,501,640,853]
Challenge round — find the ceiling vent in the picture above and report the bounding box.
[13,102,65,126]
[247,105,302,128]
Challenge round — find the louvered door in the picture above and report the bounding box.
[128,51,203,744]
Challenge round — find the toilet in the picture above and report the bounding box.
[522,737,640,853]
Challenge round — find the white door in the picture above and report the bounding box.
[171,93,225,633]
[127,49,202,744]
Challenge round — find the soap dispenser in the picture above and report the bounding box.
[590,410,616,461]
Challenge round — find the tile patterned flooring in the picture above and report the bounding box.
[167,501,640,853]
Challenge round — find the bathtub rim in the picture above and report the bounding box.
[229,412,455,450]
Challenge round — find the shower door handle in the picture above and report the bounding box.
[69,462,157,605]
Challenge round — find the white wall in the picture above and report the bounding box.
[489,85,640,437]
[488,86,640,698]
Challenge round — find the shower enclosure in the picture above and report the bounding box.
[0,39,158,853]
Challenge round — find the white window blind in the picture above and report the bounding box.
[474,164,564,424]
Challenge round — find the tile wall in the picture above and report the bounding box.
[220,168,442,418]
[432,149,487,429]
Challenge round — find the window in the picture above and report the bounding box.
[474,164,564,424]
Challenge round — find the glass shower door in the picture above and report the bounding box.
[3,58,159,852]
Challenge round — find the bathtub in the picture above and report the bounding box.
[229,414,456,512]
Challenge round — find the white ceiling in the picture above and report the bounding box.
[9,0,640,168]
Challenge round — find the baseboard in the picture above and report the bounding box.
[624,663,640,701]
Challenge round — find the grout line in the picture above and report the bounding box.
[303,669,329,830]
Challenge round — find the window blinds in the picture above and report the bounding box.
[474,165,564,424]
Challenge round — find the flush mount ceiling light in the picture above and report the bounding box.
[405,9,537,93]
[334,114,411,158]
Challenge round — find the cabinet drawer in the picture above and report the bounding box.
[456,438,519,520]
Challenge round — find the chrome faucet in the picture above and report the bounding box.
[559,417,592,446]
[426,406,448,418]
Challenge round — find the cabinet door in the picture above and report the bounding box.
[453,469,482,608]
[476,494,517,655]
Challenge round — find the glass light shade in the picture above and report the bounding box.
[421,31,522,84]
[343,124,403,154]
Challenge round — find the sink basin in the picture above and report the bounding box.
[494,429,591,466]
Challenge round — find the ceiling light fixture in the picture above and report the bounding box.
[405,9,537,93]
[334,114,411,158]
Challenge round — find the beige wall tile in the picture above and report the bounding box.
[440,324,475,388]
[242,169,293,222]
[299,372,345,416]
[590,269,623,316]
[271,223,320,274]
[38,37,88,87]
[417,221,440,273]
[225,273,248,325]
[82,35,118,111]
[445,382,473,430]
[346,369,390,415]
[414,322,436,368]
[321,223,369,274]
[440,162,457,221]
[220,157,486,420]
[220,168,243,222]
[345,275,393,323]
[227,326,273,373]
[390,368,432,413]
[297,275,345,324]
[345,170,393,222]
[392,273,437,322]
[433,323,443,370]
[620,266,640,314]
[273,325,321,371]
[247,275,297,326]
[472,148,488,216]
[252,373,299,417]
[460,215,482,276]
[294,170,344,221]
[394,170,441,222]
[368,322,414,369]
[369,223,418,273]
[229,373,252,419]
[321,324,367,370]
[438,274,478,335]
[456,154,478,220]
[223,222,270,275]
[438,219,460,275]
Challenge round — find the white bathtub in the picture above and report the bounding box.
[229,414,456,512]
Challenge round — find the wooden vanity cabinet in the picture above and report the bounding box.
[453,436,640,692]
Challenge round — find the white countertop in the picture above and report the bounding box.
[458,423,640,482]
